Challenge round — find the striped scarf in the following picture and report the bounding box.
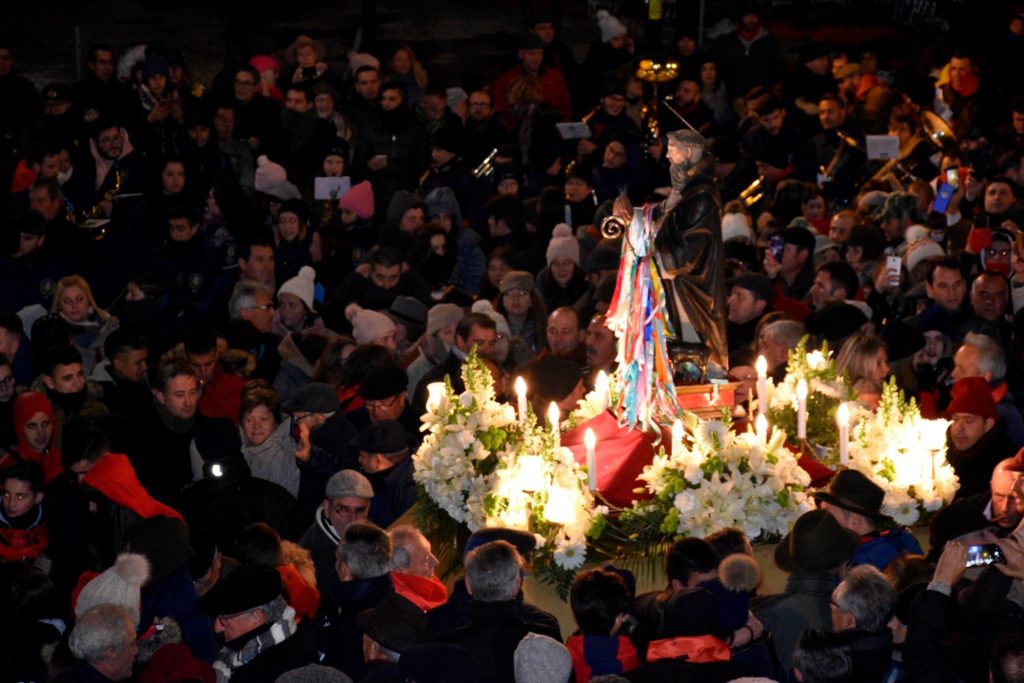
[213,599,297,682]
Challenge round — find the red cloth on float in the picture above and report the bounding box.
[81,453,185,522]
[563,411,656,508]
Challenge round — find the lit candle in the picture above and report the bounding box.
[515,376,528,423]
[545,486,575,525]
[672,419,683,459]
[796,379,808,440]
[517,455,544,491]
[548,402,561,445]
[595,371,610,412]
[756,355,768,417]
[584,428,597,491]
[837,402,850,466]
[426,382,445,413]
[756,413,768,445]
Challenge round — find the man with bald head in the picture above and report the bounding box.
[988,457,1024,532]
[545,307,585,366]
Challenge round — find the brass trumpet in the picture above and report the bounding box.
[738,176,765,207]
[565,106,601,178]
[472,148,499,179]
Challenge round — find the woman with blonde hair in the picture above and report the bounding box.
[837,334,890,407]
[51,275,118,375]
[386,44,428,105]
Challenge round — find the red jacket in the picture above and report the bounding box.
[9,392,63,483]
[81,453,184,521]
[197,367,247,423]
[277,563,320,620]
[492,65,572,129]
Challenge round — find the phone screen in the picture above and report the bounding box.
[769,234,785,262]
[965,544,1007,568]
[933,183,955,214]
[946,168,960,188]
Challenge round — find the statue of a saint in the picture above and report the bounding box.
[608,130,728,382]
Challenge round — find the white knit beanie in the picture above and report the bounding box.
[471,299,511,339]
[597,10,628,43]
[721,212,753,243]
[427,303,464,336]
[255,155,301,201]
[348,306,396,346]
[75,553,150,625]
[546,224,581,266]
[278,265,317,311]
[906,239,945,274]
[904,224,931,245]
[513,633,572,683]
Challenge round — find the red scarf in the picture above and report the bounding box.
[646,635,731,663]
[391,571,449,611]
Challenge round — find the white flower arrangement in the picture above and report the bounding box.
[847,379,959,526]
[412,350,604,580]
[621,413,814,542]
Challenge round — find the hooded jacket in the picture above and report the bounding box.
[9,391,63,483]
[81,453,184,521]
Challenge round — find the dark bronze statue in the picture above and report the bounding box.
[608,130,728,382]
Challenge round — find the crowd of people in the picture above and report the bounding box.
[4,0,1024,681]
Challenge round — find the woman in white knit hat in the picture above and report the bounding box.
[273,266,330,338]
[536,224,590,311]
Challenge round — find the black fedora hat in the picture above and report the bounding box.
[356,593,426,653]
[774,509,859,574]
[811,469,889,522]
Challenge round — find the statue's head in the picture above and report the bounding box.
[666,129,706,167]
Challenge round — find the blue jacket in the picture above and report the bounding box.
[851,527,923,572]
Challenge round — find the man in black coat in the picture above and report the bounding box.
[433,539,562,683]
[321,522,395,680]
[829,565,896,683]
[198,564,317,682]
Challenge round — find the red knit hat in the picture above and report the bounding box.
[947,377,999,420]
[13,391,54,437]
[339,180,375,219]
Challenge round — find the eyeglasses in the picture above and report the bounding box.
[0,376,13,388]
[330,503,370,516]
[985,248,1012,259]
[365,395,402,411]
[247,303,275,311]
[98,135,122,145]
[504,289,530,298]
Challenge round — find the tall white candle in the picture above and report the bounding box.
[756,413,769,445]
[515,376,528,423]
[796,379,808,440]
[548,402,561,445]
[671,419,683,459]
[595,371,610,412]
[837,402,850,466]
[756,355,769,417]
[584,428,597,491]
